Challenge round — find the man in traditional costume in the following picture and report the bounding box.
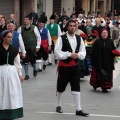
[18,15,41,80]
[7,22,26,58]
[54,20,89,116]
[36,19,52,72]
[46,14,62,65]
[92,18,104,37]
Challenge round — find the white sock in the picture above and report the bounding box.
[48,54,52,63]
[38,62,42,69]
[43,60,47,65]
[36,60,42,69]
[72,91,81,111]
[57,92,63,107]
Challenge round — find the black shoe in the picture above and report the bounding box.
[47,62,52,66]
[76,110,89,117]
[56,106,63,113]
[43,65,46,70]
[24,75,29,80]
[37,69,42,72]
[33,70,37,77]
[54,59,58,64]
[102,89,108,93]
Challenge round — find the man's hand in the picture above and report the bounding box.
[36,48,40,52]
[48,46,51,51]
[71,53,78,59]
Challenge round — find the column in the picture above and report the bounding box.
[45,0,53,21]
[14,0,20,26]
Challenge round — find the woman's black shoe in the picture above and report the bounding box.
[93,86,97,90]
[102,89,108,93]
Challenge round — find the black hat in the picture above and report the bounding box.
[38,18,46,23]
[25,15,32,20]
[50,14,56,19]
[82,20,85,23]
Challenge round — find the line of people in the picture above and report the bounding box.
[0,10,120,119]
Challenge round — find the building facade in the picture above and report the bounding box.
[0,0,118,26]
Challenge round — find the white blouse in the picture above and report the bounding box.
[14,54,22,76]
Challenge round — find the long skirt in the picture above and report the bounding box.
[90,67,113,89]
[0,65,23,119]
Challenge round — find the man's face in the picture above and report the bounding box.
[98,14,101,18]
[86,19,91,26]
[38,22,45,28]
[24,18,31,25]
[96,19,100,26]
[67,22,76,34]
[72,15,76,19]
[50,19,55,24]
[63,12,66,16]
[0,18,5,25]
[10,14,14,19]
[8,23,15,32]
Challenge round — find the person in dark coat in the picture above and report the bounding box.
[28,8,39,25]
[59,18,68,34]
[0,17,7,33]
[90,28,116,93]
[40,12,47,23]
[92,18,104,37]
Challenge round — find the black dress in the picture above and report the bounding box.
[0,44,23,119]
[90,38,116,89]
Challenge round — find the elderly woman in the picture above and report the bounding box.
[90,29,116,93]
[0,30,24,120]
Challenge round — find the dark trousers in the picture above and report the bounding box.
[23,48,36,64]
[36,46,48,61]
[57,65,80,92]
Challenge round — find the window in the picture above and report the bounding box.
[37,0,44,16]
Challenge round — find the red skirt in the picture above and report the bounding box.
[90,67,113,89]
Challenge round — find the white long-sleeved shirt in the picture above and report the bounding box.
[18,25,41,48]
[54,32,86,60]
[14,54,22,75]
[39,27,52,46]
[18,34,26,56]
[92,18,106,27]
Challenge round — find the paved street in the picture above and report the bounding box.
[20,59,120,120]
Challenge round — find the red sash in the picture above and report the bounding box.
[41,39,48,53]
[58,60,77,67]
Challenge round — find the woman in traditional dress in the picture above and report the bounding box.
[0,30,24,120]
[90,28,116,93]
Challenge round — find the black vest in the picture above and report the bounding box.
[61,34,81,63]
[0,44,18,65]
